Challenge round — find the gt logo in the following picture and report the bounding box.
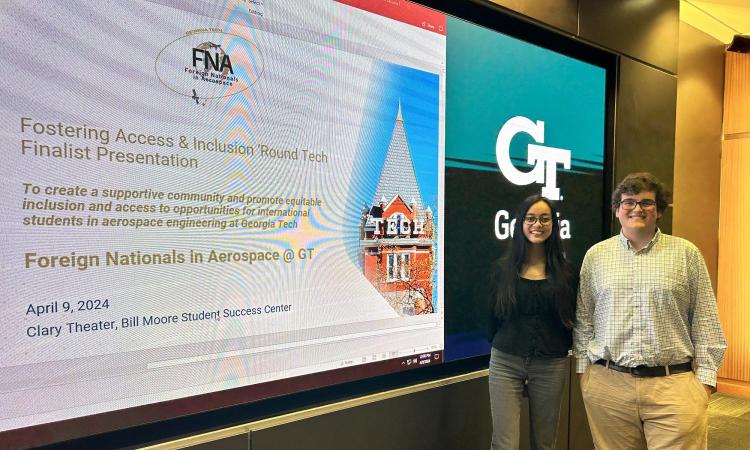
[496,116,571,200]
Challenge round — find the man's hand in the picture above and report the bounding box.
[703,384,716,399]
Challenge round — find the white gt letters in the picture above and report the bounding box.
[496,116,571,200]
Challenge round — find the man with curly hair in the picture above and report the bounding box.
[574,172,726,450]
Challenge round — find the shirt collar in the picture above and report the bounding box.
[618,228,661,252]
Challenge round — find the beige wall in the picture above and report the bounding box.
[673,22,724,289]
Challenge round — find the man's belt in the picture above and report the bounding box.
[594,359,692,377]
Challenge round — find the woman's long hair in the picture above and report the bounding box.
[492,195,577,328]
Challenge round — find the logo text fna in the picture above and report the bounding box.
[494,116,571,240]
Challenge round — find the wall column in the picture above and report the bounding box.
[717,50,750,397]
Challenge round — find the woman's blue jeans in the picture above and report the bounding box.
[488,348,568,450]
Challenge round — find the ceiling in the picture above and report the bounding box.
[681,0,750,43]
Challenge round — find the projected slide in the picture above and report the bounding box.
[0,0,445,437]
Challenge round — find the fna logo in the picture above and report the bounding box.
[494,116,572,240]
[192,42,234,74]
[155,30,264,104]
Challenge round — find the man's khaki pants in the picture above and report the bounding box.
[580,363,709,450]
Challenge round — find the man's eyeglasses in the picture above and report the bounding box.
[523,215,553,225]
[618,199,657,210]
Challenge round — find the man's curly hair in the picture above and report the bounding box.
[611,172,672,213]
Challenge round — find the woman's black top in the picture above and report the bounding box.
[490,278,572,358]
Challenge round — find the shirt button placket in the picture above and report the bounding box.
[632,250,642,363]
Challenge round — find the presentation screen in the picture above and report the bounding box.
[0,0,612,447]
[1,0,445,446]
[441,11,609,361]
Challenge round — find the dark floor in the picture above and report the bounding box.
[708,393,750,449]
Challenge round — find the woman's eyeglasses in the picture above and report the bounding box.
[523,215,552,225]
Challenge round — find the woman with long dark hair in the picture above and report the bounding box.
[488,195,577,450]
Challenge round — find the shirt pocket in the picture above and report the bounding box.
[646,273,690,317]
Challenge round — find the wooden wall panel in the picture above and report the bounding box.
[717,51,750,383]
[717,138,750,382]
[723,52,750,136]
